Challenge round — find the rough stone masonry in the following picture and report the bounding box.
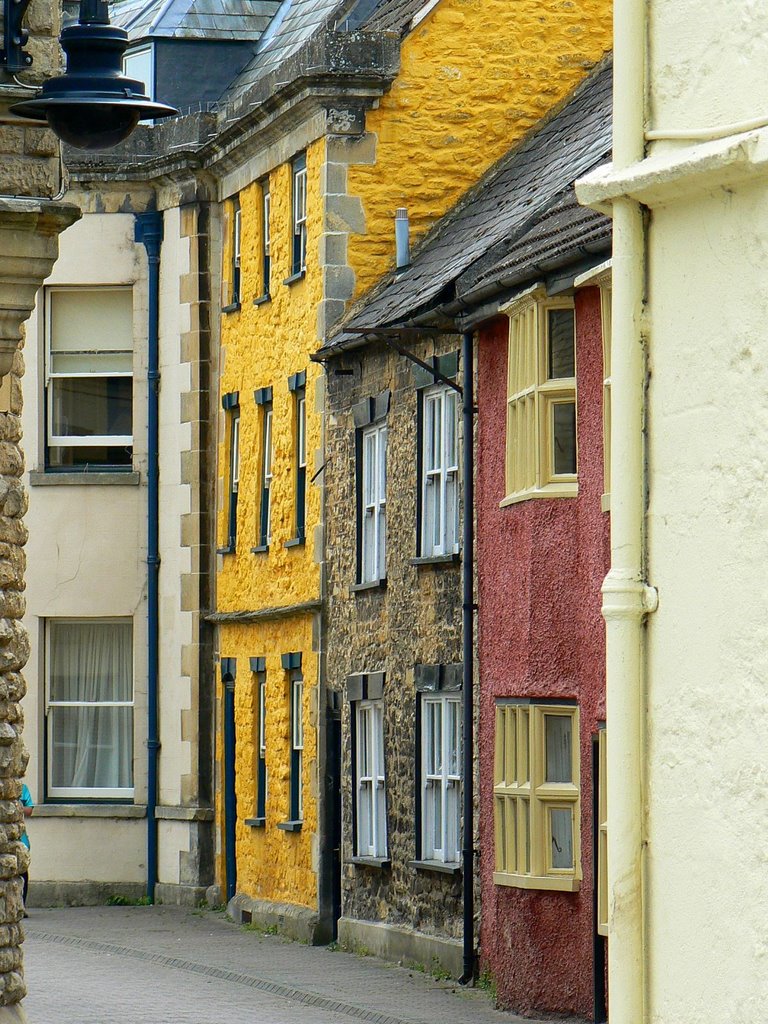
[0,1,80,1019]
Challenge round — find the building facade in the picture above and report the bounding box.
[576,2,768,1022]
[20,195,215,907]
[210,0,612,946]
[330,60,612,1010]
[318,333,465,973]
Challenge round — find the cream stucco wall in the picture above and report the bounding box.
[20,208,209,899]
[619,5,768,1021]
[21,214,148,889]
[646,181,768,1022]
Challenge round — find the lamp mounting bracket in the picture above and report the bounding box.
[1,0,33,72]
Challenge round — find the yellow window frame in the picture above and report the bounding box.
[493,701,581,892]
[597,726,608,935]
[502,288,578,506]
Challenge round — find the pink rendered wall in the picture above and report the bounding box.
[476,288,609,1019]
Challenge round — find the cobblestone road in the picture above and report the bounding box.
[21,906,551,1024]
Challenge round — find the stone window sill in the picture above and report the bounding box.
[350,578,386,595]
[30,470,140,487]
[251,543,269,555]
[410,554,460,568]
[350,856,390,869]
[217,543,236,555]
[253,293,271,307]
[276,819,302,832]
[244,816,266,829]
[155,805,214,822]
[284,535,305,549]
[409,859,462,876]
[35,804,146,818]
[283,270,306,287]
[221,301,241,314]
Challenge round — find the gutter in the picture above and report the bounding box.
[135,211,164,905]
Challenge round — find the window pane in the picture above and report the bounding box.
[363,431,376,506]
[545,714,573,783]
[50,288,133,355]
[50,621,132,702]
[123,47,153,98]
[293,679,303,749]
[550,807,574,869]
[448,699,461,776]
[358,706,370,776]
[552,401,576,475]
[49,705,133,790]
[427,701,442,774]
[548,309,575,379]
[50,377,132,439]
[259,680,266,754]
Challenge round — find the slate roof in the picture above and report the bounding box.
[320,59,612,352]
[222,0,349,101]
[222,0,433,105]
[111,0,282,41]
[455,188,611,302]
[337,0,428,33]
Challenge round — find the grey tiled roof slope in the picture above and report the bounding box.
[111,0,281,41]
[322,59,612,347]
[223,0,350,102]
[455,187,610,300]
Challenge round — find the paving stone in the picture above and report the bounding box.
[21,906,555,1024]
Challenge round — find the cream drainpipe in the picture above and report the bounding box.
[604,0,658,1021]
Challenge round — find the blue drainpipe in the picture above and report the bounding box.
[135,211,163,904]
[221,658,237,901]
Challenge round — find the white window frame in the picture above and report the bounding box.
[360,421,387,583]
[291,676,304,821]
[293,162,307,273]
[421,384,459,557]
[355,700,387,858]
[122,44,154,100]
[262,183,271,295]
[45,618,135,801]
[232,203,242,303]
[45,286,134,457]
[261,407,273,544]
[421,693,461,863]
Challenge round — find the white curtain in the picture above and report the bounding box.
[49,621,133,792]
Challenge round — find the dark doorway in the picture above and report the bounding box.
[592,733,607,1022]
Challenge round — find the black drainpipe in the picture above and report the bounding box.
[461,328,476,984]
[135,211,162,904]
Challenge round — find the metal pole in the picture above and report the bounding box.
[461,328,475,983]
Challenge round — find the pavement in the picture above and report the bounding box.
[21,905,546,1024]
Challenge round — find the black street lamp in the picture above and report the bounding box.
[8,0,178,150]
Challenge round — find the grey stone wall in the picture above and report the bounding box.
[324,337,465,957]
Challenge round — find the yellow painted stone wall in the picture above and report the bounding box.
[221,622,319,907]
[215,138,325,908]
[347,0,612,297]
